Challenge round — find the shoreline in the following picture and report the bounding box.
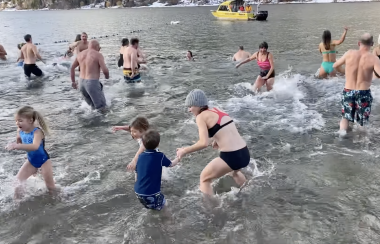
[0,0,378,11]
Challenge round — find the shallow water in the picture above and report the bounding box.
[1,3,380,243]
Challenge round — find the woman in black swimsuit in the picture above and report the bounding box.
[118,38,129,67]
[176,89,250,195]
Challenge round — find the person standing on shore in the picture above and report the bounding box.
[333,33,380,133]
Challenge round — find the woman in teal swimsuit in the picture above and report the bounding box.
[318,27,348,78]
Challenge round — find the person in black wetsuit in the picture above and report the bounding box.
[118,38,129,67]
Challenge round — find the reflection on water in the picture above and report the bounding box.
[1,3,380,244]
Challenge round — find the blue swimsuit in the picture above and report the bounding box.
[19,128,50,168]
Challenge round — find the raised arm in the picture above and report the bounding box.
[332,27,348,46]
[236,52,257,68]
[333,50,348,69]
[99,54,109,79]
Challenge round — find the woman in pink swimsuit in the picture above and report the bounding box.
[236,42,275,93]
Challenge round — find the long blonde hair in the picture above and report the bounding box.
[16,106,50,136]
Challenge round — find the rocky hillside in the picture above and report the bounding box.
[0,0,182,9]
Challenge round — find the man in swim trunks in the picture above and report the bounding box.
[122,38,141,83]
[21,34,44,78]
[0,44,7,61]
[70,40,109,113]
[333,33,380,132]
[233,46,250,62]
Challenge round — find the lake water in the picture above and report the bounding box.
[1,3,380,243]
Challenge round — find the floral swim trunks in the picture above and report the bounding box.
[341,88,373,126]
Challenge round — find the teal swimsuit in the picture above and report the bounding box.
[321,50,336,74]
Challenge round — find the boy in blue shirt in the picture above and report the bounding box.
[134,129,179,210]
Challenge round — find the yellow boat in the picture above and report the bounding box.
[211,0,268,21]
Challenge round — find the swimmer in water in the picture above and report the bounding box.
[187,50,194,61]
[118,38,129,68]
[333,33,380,133]
[70,40,109,113]
[177,89,250,196]
[318,27,348,78]
[122,38,142,83]
[134,130,179,211]
[65,34,81,58]
[6,106,56,198]
[20,34,45,79]
[0,44,7,61]
[233,46,251,61]
[16,43,25,66]
[236,41,275,93]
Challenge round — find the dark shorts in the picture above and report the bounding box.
[24,64,43,78]
[136,192,166,211]
[79,78,107,110]
[259,69,275,78]
[341,88,373,126]
[220,146,250,171]
[123,68,141,83]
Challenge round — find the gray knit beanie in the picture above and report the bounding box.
[185,89,208,107]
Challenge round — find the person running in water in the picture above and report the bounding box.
[0,44,7,61]
[69,32,88,55]
[177,89,250,196]
[16,43,26,66]
[123,38,141,83]
[70,40,109,112]
[20,34,45,79]
[233,46,250,61]
[236,42,275,92]
[333,33,380,133]
[318,27,348,78]
[65,34,81,58]
[6,106,56,198]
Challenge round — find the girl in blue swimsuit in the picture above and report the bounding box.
[6,106,56,198]
[318,27,348,79]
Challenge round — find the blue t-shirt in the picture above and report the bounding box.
[134,149,172,195]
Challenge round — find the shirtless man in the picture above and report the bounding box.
[69,32,89,55]
[122,38,141,83]
[333,33,380,132]
[0,44,7,61]
[70,40,109,112]
[233,46,251,62]
[20,34,44,78]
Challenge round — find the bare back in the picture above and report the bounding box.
[123,46,138,69]
[344,50,379,90]
[319,42,337,62]
[233,50,251,61]
[200,108,246,151]
[21,43,38,64]
[77,49,105,80]
[77,41,89,53]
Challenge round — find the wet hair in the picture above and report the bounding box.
[188,50,193,57]
[130,38,139,46]
[130,116,149,132]
[122,38,129,46]
[259,42,268,49]
[322,30,332,50]
[199,105,209,113]
[75,34,81,42]
[360,34,374,46]
[239,46,244,50]
[142,129,160,150]
[16,106,50,135]
[24,34,32,42]
[17,43,25,50]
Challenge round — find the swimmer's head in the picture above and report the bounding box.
[185,89,208,116]
[122,38,129,46]
[322,30,332,49]
[359,33,374,47]
[239,46,244,50]
[81,32,88,42]
[24,34,32,43]
[130,116,150,139]
[89,40,100,51]
[142,129,160,150]
[259,42,268,52]
[15,106,50,135]
[75,34,81,42]
[130,38,139,48]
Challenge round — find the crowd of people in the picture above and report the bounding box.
[2,29,380,211]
